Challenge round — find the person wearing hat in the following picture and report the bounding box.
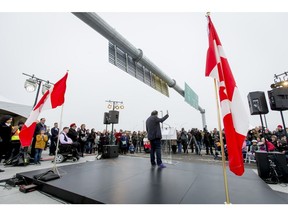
[146,110,169,168]
[50,122,59,156]
[67,123,78,142]
[250,139,259,154]
[0,115,13,171]
[276,125,286,140]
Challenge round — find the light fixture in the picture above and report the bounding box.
[24,78,37,92]
[42,82,51,94]
[271,80,288,89]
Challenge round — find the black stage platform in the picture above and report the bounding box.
[16,156,288,204]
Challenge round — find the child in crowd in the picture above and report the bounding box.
[129,143,135,154]
[34,129,48,164]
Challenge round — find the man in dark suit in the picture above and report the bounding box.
[31,118,47,158]
[50,122,59,156]
[0,115,13,171]
[146,110,169,168]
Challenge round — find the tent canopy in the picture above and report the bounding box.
[0,95,32,122]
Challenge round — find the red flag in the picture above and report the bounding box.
[19,72,68,147]
[205,16,249,176]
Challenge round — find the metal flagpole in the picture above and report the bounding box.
[214,79,231,204]
[52,103,65,176]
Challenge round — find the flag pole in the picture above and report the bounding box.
[52,104,64,176]
[214,79,231,204]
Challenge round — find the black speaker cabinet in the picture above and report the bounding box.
[268,152,288,182]
[255,151,270,179]
[103,112,110,124]
[109,111,119,124]
[268,88,288,111]
[247,91,269,115]
[255,151,288,182]
[102,145,119,158]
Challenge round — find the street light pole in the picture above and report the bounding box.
[33,80,42,108]
[23,73,53,108]
[106,100,124,145]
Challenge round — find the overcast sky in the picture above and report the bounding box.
[1,9,288,132]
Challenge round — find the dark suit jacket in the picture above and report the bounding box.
[146,114,169,141]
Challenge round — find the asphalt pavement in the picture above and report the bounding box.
[1,148,288,204]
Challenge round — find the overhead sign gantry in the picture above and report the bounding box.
[72,12,207,129]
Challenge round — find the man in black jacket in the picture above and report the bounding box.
[31,118,47,158]
[50,122,59,156]
[0,115,13,171]
[146,110,169,168]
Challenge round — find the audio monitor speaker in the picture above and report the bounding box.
[247,91,269,115]
[268,88,288,111]
[102,145,119,158]
[255,151,270,179]
[109,110,119,124]
[103,112,110,124]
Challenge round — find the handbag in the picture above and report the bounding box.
[33,170,60,182]
[81,136,87,142]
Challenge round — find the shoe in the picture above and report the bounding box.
[158,164,166,168]
[151,164,156,168]
[0,169,4,172]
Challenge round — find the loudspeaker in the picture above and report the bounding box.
[103,112,110,124]
[268,88,288,111]
[247,91,269,115]
[255,151,288,182]
[255,151,270,179]
[109,111,119,124]
[102,145,119,158]
[268,152,288,182]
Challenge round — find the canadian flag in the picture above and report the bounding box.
[205,16,249,176]
[19,72,68,147]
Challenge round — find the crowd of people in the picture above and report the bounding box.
[1,113,288,172]
[173,124,288,162]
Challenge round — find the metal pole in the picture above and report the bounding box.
[259,114,268,152]
[110,102,115,145]
[33,80,42,108]
[280,111,288,142]
[72,12,206,129]
[264,114,268,129]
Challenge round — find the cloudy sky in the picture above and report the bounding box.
[1,2,288,133]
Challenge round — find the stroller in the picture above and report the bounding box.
[53,143,80,163]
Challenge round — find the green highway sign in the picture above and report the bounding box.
[184,82,199,110]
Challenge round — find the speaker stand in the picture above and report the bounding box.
[259,114,268,152]
[280,110,288,141]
